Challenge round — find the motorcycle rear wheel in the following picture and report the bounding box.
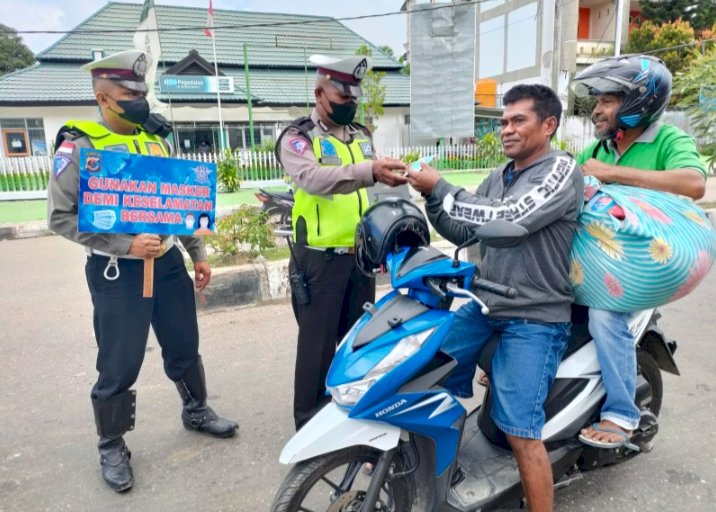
[265,206,292,231]
[636,348,662,416]
[271,446,414,512]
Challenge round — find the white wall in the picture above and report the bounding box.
[372,107,408,153]
[0,106,98,156]
[562,114,596,145]
[590,2,615,42]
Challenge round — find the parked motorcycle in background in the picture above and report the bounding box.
[255,188,294,235]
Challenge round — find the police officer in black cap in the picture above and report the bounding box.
[47,50,238,492]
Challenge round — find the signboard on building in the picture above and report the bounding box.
[78,149,217,236]
[160,75,234,94]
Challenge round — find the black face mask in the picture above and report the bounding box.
[109,96,150,125]
[327,99,358,125]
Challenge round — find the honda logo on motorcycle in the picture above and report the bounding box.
[375,399,407,418]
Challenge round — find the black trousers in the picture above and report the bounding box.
[290,245,375,430]
[85,246,200,402]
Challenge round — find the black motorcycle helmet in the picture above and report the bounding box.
[355,197,430,275]
[572,55,672,137]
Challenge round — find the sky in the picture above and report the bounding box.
[3,0,408,57]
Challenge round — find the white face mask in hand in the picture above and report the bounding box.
[90,209,117,230]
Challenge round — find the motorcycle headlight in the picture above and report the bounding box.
[329,328,434,406]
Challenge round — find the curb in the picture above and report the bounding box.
[0,223,53,241]
[194,258,396,310]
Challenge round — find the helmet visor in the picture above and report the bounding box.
[572,76,637,98]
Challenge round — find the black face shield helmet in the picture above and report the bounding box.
[355,197,431,275]
[572,55,672,134]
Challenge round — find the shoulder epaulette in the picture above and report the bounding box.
[53,126,83,152]
[275,116,316,164]
[351,121,372,135]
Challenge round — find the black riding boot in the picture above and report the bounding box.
[175,356,238,438]
[92,390,136,492]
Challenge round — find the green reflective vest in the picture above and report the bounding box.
[64,120,169,157]
[293,128,372,247]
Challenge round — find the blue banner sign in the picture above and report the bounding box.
[78,148,216,236]
[160,75,234,94]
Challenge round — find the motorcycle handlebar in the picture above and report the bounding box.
[471,277,518,299]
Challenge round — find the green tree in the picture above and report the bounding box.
[640,0,716,32]
[674,49,716,170]
[379,45,395,60]
[0,24,35,75]
[379,43,410,75]
[625,19,698,75]
[355,45,387,129]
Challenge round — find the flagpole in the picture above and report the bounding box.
[243,42,255,152]
[154,12,178,155]
[211,34,225,152]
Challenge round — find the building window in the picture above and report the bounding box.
[0,118,47,157]
[173,121,279,154]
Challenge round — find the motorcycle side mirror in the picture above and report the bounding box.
[452,220,529,266]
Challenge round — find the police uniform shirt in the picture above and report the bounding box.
[279,109,375,196]
[47,123,207,262]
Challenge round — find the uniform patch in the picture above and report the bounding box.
[358,142,373,158]
[85,152,101,172]
[320,156,343,165]
[104,143,129,153]
[53,154,71,177]
[146,142,165,156]
[289,138,308,155]
[320,139,337,156]
[58,141,75,154]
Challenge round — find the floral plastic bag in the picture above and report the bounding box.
[570,176,716,311]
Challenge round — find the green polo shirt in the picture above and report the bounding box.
[577,123,707,178]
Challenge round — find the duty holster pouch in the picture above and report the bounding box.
[287,238,310,306]
[143,113,173,138]
[92,390,136,440]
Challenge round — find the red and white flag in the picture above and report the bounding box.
[204,0,214,38]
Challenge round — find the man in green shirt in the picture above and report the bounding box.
[571,55,706,449]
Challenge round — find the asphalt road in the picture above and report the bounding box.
[1,235,714,512]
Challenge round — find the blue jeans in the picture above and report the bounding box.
[441,301,570,440]
[588,308,641,430]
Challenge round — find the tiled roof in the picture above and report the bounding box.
[0,63,410,105]
[37,2,402,69]
[1,2,409,106]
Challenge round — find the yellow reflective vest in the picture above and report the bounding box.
[291,125,372,247]
[63,120,169,156]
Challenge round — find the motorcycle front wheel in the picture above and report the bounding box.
[271,446,415,512]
